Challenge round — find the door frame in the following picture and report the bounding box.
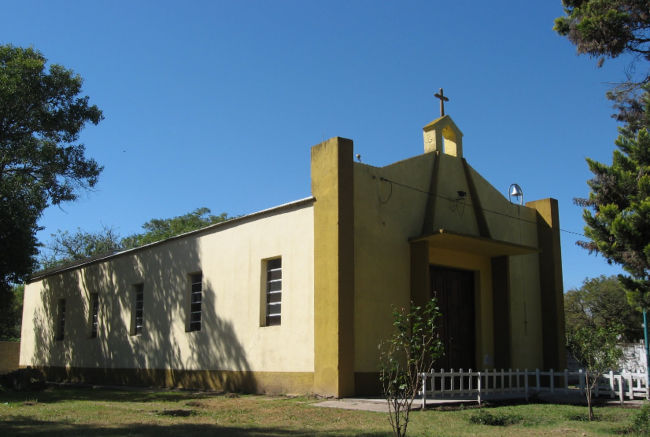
[430,264,480,370]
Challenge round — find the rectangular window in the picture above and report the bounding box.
[56,299,66,341]
[189,273,202,332]
[265,258,282,326]
[89,293,99,338]
[133,284,144,335]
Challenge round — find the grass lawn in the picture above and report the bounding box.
[0,386,644,436]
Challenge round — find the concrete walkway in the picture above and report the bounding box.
[315,398,389,413]
[314,391,648,413]
[315,397,480,413]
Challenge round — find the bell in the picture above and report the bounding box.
[509,183,523,205]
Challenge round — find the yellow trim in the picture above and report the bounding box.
[30,366,314,394]
[311,137,355,397]
[526,198,566,369]
[413,229,538,257]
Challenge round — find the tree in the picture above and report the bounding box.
[0,44,103,296]
[565,275,644,342]
[574,90,650,305]
[573,88,650,384]
[121,207,231,249]
[554,0,650,126]
[567,324,623,420]
[39,208,232,269]
[379,298,444,437]
[0,284,23,341]
[39,226,123,270]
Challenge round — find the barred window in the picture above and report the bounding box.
[133,284,144,335]
[89,293,99,338]
[189,273,202,332]
[265,258,282,326]
[56,299,66,341]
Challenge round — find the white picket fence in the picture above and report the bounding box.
[420,368,649,407]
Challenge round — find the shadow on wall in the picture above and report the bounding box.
[31,236,256,392]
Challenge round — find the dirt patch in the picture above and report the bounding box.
[157,409,196,417]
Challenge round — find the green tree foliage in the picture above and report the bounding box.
[39,208,232,269]
[121,207,231,249]
[0,44,103,295]
[574,90,650,310]
[565,275,643,341]
[379,298,444,437]
[567,324,623,420]
[39,226,122,270]
[631,403,650,435]
[0,284,23,341]
[554,0,650,126]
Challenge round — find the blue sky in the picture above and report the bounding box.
[2,1,635,290]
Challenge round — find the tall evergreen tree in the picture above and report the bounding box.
[575,89,650,309]
[554,0,650,126]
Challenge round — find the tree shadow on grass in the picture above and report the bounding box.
[0,385,217,404]
[0,416,390,437]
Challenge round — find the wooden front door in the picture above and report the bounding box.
[430,266,476,370]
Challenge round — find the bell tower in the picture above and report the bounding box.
[423,88,463,157]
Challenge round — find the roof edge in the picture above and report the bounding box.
[29,196,315,282]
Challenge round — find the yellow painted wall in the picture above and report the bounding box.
[311,137,355,397]
[431,157,545,370]
[20,202,315,392]
[431,153,480,236]
[526,198,566,370]
[352,137,552,373]
[0,342,20,374]
[463,164,545,369]
[353,153,435,372]
[508,254,544,369]
[465,166,538,247]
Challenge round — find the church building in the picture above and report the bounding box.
[19,104,565,397]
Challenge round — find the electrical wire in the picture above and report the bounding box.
[378,176,586,238]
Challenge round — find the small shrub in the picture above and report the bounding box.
[630,403,650,435]
[380,298,443,437]
[468,409,522,426]
[0,368,46,391]
[567,412,599,422]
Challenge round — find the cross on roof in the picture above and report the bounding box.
[434,88,449,117]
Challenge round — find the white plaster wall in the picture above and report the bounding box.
[618,342,647,373]
[20,203,314,373]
